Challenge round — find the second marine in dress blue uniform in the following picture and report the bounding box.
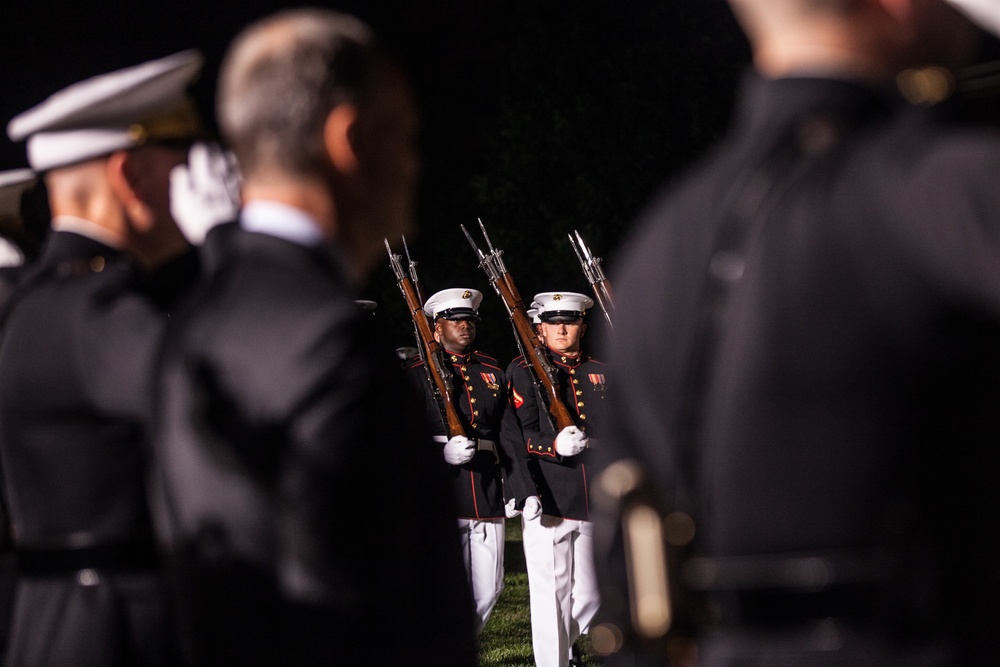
[502,291,607,667]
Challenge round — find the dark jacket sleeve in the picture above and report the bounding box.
[407,358,447,438]
[500,359,545,504]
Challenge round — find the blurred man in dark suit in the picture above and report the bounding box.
[149,9,476,666]
[595,0,1000,665]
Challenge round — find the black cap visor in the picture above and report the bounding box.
[539,311,583,324]
[436,308,480,321]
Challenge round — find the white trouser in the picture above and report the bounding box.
[458,517,505,636]
[521,514,600,667]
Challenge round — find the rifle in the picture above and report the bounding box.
[401,235,426,304]
[568,229,615,330]
[461,219,575,431]
[385,238,466,438]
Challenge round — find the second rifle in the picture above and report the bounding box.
[385,238,466,438]
[461,220,575,431]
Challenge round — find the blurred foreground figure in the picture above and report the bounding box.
[0,169,36,298]
[595,0,1000,665]
[0,168,38,661]
[0,51,203,666]
[149,9,476,665]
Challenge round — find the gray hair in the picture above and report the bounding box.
[217,8,382,179]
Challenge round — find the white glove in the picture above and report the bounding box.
[170,142,241,244]
[504,498,521,519]
[522,496,543,522]
[555,425,588,457]
[442,435,476,465]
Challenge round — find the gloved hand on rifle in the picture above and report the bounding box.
[522,496,543,521]
[170,142,241,245]
[555,425,588,457]
[504,498,521,518]
[436,434,476,465]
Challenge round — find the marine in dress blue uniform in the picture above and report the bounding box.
[502,291,607,667]
[410,287,511,635]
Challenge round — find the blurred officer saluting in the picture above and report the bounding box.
[502,291,608,667]
[0,51,204,666]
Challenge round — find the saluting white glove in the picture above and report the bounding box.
[522,496,543,521]
[170,142,241,245]
[555,425,588,457]
[504,498,521,519]
[442,435,476,465]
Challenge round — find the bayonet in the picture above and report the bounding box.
[386,237,465,438]
[568,229,615,330]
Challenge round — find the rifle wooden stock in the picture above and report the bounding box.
[462,221,575,432]
[493,271,576,432]
[387,243,466,438]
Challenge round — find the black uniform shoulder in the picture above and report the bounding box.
[507,355,530,372]
[205,233,355,325]
[470,351,501,370]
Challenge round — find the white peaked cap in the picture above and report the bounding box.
[533,292,594,322]
[423,288,483,319]
[0,169,36,219]
[526,307,541,324]
[946,0,1000,37]
[7,50,204,172]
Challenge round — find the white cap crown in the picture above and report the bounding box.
[8,50,204,171]
[423,288,483,320]
[532,291,594,323]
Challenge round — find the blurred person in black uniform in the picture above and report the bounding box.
[502,292,608,667]
[0,169,36,310]
[0,51,204,666]
[409,287,512,636]
[148,9,476,666]
[0,167,39,663]
[594,0,1000,665]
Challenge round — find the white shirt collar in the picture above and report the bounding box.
[239,201,325,247]
[51,215,125,249]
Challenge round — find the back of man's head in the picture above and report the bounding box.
[217,9,381,181]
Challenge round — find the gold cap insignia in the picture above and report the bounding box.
[127,100,204,145]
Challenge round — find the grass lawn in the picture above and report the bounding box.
[477,520,603,667]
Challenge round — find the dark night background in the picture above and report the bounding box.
[0,0,752,361]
